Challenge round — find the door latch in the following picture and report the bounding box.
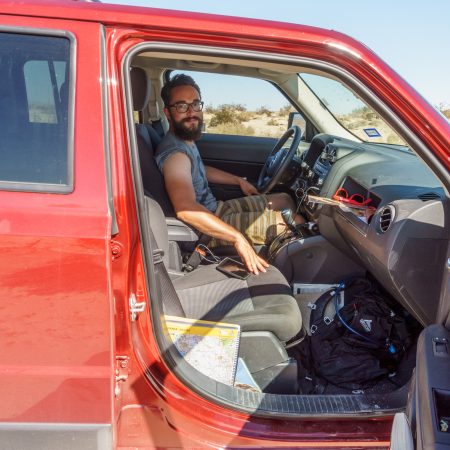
[115,355,130,397]
[110,240,124,260]
[129,293,146,321]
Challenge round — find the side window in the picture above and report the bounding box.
[24,61,58,124]
[0,32,71,189]
[171,70,295,138]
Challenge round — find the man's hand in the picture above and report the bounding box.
[238,177,259,196]
[205,166,258,196]
[233,234,269,275]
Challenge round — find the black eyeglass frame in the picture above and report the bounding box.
[167,100,204,113]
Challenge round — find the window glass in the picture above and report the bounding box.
[0,32,71,187]
[299,73,406,145]
[24,61,58,124]
[171,70,294,138]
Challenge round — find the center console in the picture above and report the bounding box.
[267,223,318,260]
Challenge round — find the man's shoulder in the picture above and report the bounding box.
[155,133,195,172]
[157,132,200,160]
[156,132,188,156]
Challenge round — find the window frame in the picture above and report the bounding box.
[167,69,300,140]
[122,41,450,416]
[0,26,75,194]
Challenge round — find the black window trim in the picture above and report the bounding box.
[0,26,75,194]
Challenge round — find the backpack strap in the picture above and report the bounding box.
[309,287,339,335]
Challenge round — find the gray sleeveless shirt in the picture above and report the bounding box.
[155,131,218,212]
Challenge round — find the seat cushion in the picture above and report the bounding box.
[173,264,302,342]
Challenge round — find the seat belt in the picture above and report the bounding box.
[183,201,227,272]
[183,233,212,272]
[148,88,165,139]
[147,218,185,317]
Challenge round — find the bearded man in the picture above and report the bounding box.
[155,74,302,274]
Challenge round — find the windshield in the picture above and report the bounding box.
[299,73,406,145]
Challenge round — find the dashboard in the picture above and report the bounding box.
[296,134,448,326]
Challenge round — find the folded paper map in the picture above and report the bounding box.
[164,315,240,386]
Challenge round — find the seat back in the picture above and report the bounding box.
[145,195,170,268]
[144,195,186,317]
[130,66,175,217]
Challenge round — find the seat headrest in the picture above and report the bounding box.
[130,67,150,112]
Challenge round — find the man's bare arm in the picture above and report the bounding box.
[163,153,268,274]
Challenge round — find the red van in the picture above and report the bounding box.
[1,1,449,449]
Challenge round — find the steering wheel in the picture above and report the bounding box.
[256,125,302,194]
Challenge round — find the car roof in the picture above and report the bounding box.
[0,0,356,48]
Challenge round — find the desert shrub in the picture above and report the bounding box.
[348,119,367,129]
[208,103,249,126]
[204,103,217,114]
[29,105,57,123]
[237,110,252,122]
[232,103,247,112]
[350,106,379,121]
[279,104,295,116]
[440,107,450,120]
[267,118,279,126]
[256,106,273,116]
[209,110,235,127]
[209,105,237,127]
[208,122,255,136]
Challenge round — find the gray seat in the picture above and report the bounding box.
[146,195,302,342]
[131,66,175,217]
[173,264,302,342]
[131,68,303,342]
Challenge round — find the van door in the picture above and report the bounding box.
[0,15,112,448]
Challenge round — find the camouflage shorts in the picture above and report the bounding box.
[210,195,279,247]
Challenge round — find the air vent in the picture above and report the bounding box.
[379,205,395,233]
[418,192,441,201]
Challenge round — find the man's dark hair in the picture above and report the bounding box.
[161,74,201,107]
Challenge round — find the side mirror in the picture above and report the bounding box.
[288,111,306,132]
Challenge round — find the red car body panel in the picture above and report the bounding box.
[0,1,449,448]
[0,12,113,426]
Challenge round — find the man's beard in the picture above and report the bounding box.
[170,113,203,141]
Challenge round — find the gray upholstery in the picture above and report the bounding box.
[131,67,175,216]
[145,196,303,342]
[132,69,303,342]
[146,191,170,268]
[174,264,302,342]
[130,66,150,111]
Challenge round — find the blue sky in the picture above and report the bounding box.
[105,0,450,109]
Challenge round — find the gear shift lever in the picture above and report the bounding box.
[281,208,298,233]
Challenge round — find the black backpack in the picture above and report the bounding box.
[294,278,411,394]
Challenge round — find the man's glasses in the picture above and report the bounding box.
[168,100,204,113]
